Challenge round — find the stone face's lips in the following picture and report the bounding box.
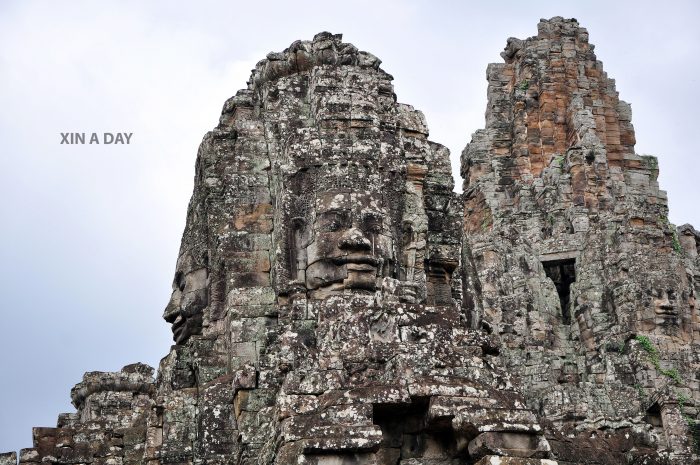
[332,255,379,267]
[346,263,376,272]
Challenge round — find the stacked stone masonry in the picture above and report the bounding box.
[5,18,699,465]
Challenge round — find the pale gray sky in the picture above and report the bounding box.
[1,0,698,453]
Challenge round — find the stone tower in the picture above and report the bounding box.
[461,17,700,463]
[2,17,698,465]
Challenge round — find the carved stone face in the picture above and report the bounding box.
[643,277,694,340]
[304,190,394,294]
[652,288,680,324]
[162,253,208,344]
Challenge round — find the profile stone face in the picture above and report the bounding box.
[162,251,208,344]
[6,18,700,465]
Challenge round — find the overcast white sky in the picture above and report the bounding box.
[1,0,698,453]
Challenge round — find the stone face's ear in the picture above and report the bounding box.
[288,216,308,287]
[208,262,226,322]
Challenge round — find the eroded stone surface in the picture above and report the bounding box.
[4,18,699,465]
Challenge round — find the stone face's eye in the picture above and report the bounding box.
[175,271,185,292]
[320,211,349,232]
[362,213,382,233]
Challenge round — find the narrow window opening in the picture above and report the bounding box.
[542,258,576,324]
[645,402,663,429]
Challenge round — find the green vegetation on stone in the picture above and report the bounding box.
[658,215,682,254]
[635,335,682,383]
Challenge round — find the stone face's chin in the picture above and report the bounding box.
[171,319,186,344]
[343,268,377,290]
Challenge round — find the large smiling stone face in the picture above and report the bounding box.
[304,189,395,295]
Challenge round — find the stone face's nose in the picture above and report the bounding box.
[338,227,372,251]
[162,290,181,322]
[659,292,674,310]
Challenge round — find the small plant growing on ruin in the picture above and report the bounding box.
[636,335,664,373]
[658,215,682,254]
[641,154,658,170]
[672,232,682,254]
[641,155,660,181]
[519,80,530,91]
[661,367,682,384]
[636,335,658,360]
[635,335,683,384]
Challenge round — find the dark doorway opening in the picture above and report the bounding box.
[645,402,663,428]
[372,398,463,461]
[542,258,576,324]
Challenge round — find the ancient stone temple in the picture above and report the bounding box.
[3,17,699,465]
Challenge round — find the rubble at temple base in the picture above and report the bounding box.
[5,17,699,465]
